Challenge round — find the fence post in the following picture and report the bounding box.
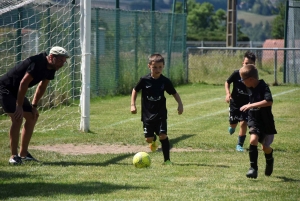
[151,0,155,54]
[274,48,278,85]
[115,1,120,89]
[185,47,189,83]
[96,8,100,96]
[283,0,289,83]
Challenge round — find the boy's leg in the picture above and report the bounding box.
[236,120,247,152]
[228,106,238,135]
[143,122,158,152]
[246,134,259,178]
[262,135,274,176]
[158,120,171,164]
[159,134,170,162]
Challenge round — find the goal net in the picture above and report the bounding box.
[0,0,82,132]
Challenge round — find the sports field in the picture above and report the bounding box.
[0,83,300,200]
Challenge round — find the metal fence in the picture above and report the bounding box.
[285,0,300,83]
[186,47,300,85]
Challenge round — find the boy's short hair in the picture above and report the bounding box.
[244,51,256,63]
[148,54,165,65]
[239,64,259,79]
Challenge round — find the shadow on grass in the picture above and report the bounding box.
[276,176,300,182]
[0,180,145,200]
[41,153,132,167]
[169,134,196,149]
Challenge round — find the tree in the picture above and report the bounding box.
[271,2,285,39]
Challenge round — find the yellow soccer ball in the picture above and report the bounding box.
[132,152,151,168]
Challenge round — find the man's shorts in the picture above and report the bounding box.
[143,119,167,138]
[0,88,32,113]
[229,106,248,124]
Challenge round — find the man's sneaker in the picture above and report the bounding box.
[236,145,244,152]
[149,141,158,152]
[246,167,258,179]
[20,152,39,161]
[228,127,235,135]
[162,160,173,165]
[265,158,274,176]
[9,155,22,165]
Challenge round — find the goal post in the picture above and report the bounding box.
[0,0,83,132]
[79,0,91,132]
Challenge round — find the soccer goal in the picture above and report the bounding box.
[0,0,82,132]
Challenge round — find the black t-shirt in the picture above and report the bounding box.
[247,79,277,134]
[0,52,55,94]
[134,74,177,122]
[226,70,249,107]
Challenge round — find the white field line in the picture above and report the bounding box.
[169,88,299,127]
[103,88,298,129]
[102,97,223,128]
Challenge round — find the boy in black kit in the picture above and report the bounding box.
[130,54,183,165]
[239,64,277,179]
[225,51,256,151]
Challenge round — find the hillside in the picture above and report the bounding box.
[237,11,276,26]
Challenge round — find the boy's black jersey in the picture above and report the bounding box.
[226,70,249,108]
[0,52,55,94]
[247,79,277,135]
[134,74,177,122]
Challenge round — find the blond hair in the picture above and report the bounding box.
[239,64,259,79]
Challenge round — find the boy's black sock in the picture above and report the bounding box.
[160,137,170,162]
[153,135,157,142]
[237,135,246,146]
[264,149,274,165]
[249,144,258,170]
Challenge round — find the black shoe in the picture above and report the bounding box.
[9,155,22,165]
[246,167,258,179]
[20,152,39,162]
[265,158,274,176]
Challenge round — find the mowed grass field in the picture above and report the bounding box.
[0,83,300,200]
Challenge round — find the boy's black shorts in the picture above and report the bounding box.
[0,88,32,113]
[228,106,248,124]
[143,119,167,138]
[249,126,266,143]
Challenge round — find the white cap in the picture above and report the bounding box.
[50,46,69,58]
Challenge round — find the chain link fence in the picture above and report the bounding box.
[285,0,300,84]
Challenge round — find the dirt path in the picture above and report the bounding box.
[31,144,206,155]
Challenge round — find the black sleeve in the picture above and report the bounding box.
[264,84,273,102]
[226,70,239,84]
[165,78,177,95]
[134,78,143,92]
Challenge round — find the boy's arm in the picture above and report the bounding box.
[240,100,272,112]
[224,81,231,103]
[131,88,138,114]
[172,92,183,115]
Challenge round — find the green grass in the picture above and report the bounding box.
[1,83,300,200]
[237,11,276,26]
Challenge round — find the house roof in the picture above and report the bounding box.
[263,39,284,48]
